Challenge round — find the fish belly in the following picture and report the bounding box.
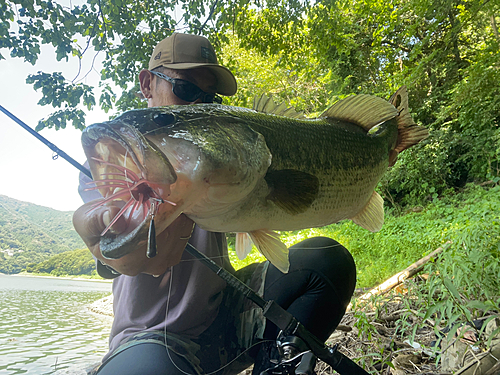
[188,159,388,233]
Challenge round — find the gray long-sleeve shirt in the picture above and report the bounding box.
[79,169,234,360]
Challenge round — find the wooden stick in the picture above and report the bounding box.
[356,241,452,303]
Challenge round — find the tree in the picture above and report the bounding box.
[2,0,498,206]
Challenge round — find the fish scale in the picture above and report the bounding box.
[80,87,428,272]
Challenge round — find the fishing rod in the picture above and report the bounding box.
[0,104,93,179]
[2,103,367,373]
[185,243,370,375]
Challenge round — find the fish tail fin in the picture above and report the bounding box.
[352,191,384,232]
[235,232,253,260]
[321,87,429,166]
[248,230,290,273]
[389,86,429,166]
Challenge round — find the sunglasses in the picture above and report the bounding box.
[150,70,223,104]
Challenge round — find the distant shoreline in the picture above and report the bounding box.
[7,272,113,283]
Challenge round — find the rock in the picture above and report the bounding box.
[87,294,113,317]
[53,362,100,375]
[390,353,421,374]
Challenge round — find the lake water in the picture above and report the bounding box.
[0,274,113,374]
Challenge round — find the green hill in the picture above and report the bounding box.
[0,195,86,274]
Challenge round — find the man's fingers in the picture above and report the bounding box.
[73,201,127,246]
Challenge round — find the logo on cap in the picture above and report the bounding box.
[154,52,162,60]
[201,47,216,63]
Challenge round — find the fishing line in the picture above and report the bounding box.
[174,242,346,265]
[162,264,274,375]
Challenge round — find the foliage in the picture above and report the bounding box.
[335,182,499,368]
[25,248,96,276]
[219,34,331,116]
[401,184,500,352]
[0,195,85,274]
[228,183,500,289]
[2,0,498,207]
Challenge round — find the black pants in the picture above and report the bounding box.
[96,237,356,374]
[263,236,356,342]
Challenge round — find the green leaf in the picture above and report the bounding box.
[443,277,461,301]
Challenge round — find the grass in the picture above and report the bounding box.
[226,183,500,373]
[227,183,500,289]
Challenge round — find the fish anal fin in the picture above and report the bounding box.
[253,94,305,119]
[249,230,289,273]
[389,86,429,154]
[322,94,398,131]
[235,232,253,260]
[265,169,319,215]
[352,191,384,232]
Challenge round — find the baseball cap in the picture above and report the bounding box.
[149,33,237,96]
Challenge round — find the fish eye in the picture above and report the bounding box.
[153,113,175,127]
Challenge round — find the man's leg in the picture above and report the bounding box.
[251,237,356,374]
[263,236,356,341]
[96,343,196,375]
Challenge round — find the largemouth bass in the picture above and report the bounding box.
[80,87,428,272]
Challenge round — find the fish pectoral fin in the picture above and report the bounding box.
[235,232,253,260]
[352,191,384,232]
[265,169,319,215]
[249,230,290,273]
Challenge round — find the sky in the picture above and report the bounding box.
[0,3,191,212]
[0,45,111,212]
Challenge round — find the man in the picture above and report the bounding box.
[74,32,356,375]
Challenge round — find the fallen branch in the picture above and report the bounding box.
[356,241,452,303]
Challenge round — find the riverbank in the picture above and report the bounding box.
[87,294,114,317]
[10,272,112,283]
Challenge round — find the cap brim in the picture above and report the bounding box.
[158,63,237,96]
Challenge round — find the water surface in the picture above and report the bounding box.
[0,274,112,374]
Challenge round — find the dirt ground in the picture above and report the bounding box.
[310,287,499,375]
[325,300,440,374]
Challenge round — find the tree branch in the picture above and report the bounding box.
[357,241,453,303]
[197,0,219,34]
[380,39,412,53]
[491,15,499,39]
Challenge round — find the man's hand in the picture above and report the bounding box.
[73,201,195,276]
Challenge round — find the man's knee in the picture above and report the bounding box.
[288,236,356,303]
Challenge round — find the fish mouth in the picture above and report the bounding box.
[81,122,178,259]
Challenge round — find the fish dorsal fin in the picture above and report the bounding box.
[249,230,289,273]
[253,94,305,119]
[235,232,253,260]
[351,191,384,232]
[321,94,398,132]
